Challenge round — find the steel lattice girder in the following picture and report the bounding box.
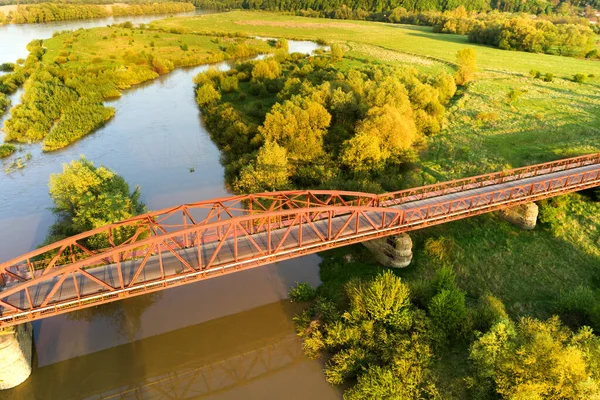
[0,153,598,327]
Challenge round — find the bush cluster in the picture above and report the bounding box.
[195,50,457,194]
[0,2,194,25]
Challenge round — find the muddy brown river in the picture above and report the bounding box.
[0,12,341,400]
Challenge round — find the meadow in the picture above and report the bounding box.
[153,11,600,176]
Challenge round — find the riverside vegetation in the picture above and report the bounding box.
[179,11,600,397]
[1,24,274,152]
[0,2,194,24]
[45,156,156,339]
[194,1,600,58]
[194,44,457,193]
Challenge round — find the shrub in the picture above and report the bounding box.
[470,294,508,333]
[455,48,477,86]
[0,143,16,158]
[91,56,103,64]
[180,43,189,51]
[585,49,598,59]
[53,56,68,64]
[428,288,467,340]
[475,112,499,122]
[331,43,344,61]
[289,282,317,302]
[543,72,554,82]
[573,73,586,83]
[151,56,174,74]
[507,88,522,103]
[0,63,15,72]
[195,84,221,106]
[554,286,600,331]
[220,76,239,93]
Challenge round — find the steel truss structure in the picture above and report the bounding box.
[0,153,598,328]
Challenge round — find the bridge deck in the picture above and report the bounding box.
[0,157,598,325]
[2,162,598,313]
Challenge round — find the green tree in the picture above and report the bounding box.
[297,271,438,397]
[340,131,385,173]
[455,48,477,85]
[48,156,145,247]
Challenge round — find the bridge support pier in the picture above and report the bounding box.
[363,233,413,268]
[0,323,33,390]
[499,202,538,230]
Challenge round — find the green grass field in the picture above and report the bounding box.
[152,11,600,178]
[43,26,272,73]
[152,11,600,76]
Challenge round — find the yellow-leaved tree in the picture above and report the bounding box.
[455,48,477,86]
[468,316,600,399]
[258,95,331,161]
[234,141,290,193]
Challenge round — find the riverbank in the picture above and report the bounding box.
[0,2,195,25]
[2,25,274,151]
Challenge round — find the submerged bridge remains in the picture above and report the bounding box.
[0,153,599,328]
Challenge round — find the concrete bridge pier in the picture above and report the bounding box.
[499,202,539,230]
[0,323,33,390]
[363,233,413,268]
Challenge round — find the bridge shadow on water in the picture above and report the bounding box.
[6,299,340,400]
[2,253,335,400]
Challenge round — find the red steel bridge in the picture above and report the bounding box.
[0,153,599,328]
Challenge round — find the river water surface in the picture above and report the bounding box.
[0,12,340,400]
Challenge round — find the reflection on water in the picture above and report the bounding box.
[0,17,332,399]
[6,301,341,400]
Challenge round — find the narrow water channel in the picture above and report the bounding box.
[0,14,341,399]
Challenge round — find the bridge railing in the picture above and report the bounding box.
[0,161,598,327]
[0,153,598,290]
[378,152,600,206]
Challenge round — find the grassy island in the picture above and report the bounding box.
[2,25,274,151]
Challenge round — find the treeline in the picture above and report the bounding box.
[424,8,599,57]
[468,16,597,57]
[3,28,274,151]
[0,0,186,4]
[112,2,195,16]
[192,0,600,16]
[195,46,458,194]
[0,2,194,25]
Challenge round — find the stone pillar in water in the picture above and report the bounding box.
[363,233,413,268]
[499,203,538,230]
[0,323,33,390]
